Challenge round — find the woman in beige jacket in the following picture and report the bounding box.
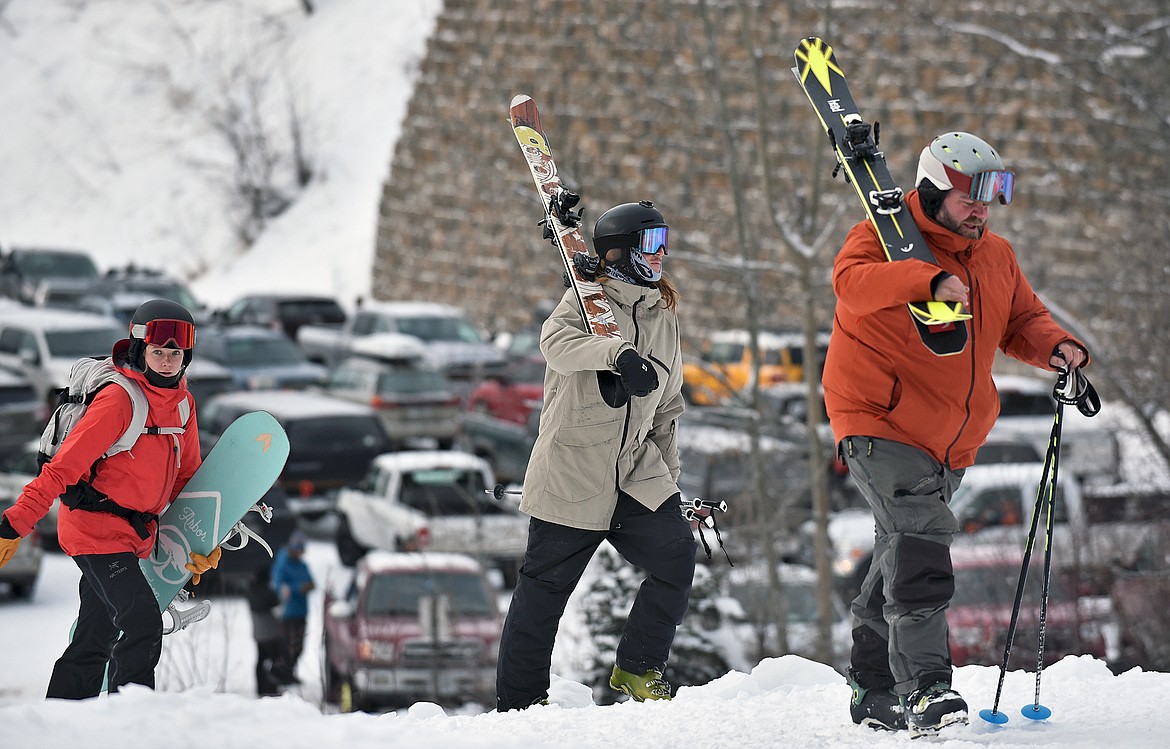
[495,201,695,711]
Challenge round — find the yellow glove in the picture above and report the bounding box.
[185,546,223,585]
[0,537,20,569]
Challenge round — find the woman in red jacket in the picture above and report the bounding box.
[0,299,217,699]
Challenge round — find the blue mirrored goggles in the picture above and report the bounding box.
[966,169,1015,205]
[638,226,668,255]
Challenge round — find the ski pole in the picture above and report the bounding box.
[1024,395,1064,721]
[487,484,522,501]
[979,395,1063,725]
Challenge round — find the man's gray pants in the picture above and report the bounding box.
[841,436,964,696]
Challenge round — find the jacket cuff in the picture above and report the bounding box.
[0,514,20,540]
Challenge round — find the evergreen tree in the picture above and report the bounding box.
[578,543,733,702]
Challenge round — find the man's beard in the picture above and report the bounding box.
[936,204,984,240]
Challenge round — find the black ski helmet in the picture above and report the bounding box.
[592,201,668,285]
[127,298,197,374]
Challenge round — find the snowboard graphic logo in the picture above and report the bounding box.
[149,493,222,585]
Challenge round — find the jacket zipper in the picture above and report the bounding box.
[615,297,643,490]
[943,249,978,468]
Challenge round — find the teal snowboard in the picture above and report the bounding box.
[143,409,290,629]
[68,410,290,670]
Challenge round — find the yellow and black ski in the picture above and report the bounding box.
[793,37,969,356]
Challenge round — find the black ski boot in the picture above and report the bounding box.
[849,678,906,731]
[902,682,968,736]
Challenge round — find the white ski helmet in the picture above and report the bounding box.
[915,132,1014,205]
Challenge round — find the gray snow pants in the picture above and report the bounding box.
[840,436,963,696]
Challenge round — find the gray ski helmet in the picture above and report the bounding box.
[128,298,197,370]
[592,201,668,284]
[915,132,1009,200]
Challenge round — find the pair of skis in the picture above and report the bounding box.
[792,37,970,357]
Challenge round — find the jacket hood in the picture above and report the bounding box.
[112,338,190,404]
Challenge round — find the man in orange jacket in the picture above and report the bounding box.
[823,132,1089,735]
[0,299,219,699]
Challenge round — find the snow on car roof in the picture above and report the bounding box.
[208,389,377,418]
[0,305,122,331]
[370,449,491,473]
[355,300,464,317]
[361,550,485,575]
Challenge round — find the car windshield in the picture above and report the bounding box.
[377,368,449,395]
[398,469,494,516]
[508,359,546,385]
[224,336,307,365]
[364,571,493,616]
[705,341,743,364]
[951,560,1071,606]
[44,327,124,357]
[396,315,482,343]
[17,252,99,280]
[119,281,200,310]
[284,417,384,456]
[276,300,346,324]
[998,391,1054,417]
[728,579,821,624]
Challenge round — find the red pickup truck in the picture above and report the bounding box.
[322,551,503,712]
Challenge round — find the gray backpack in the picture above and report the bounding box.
[38,356,191,468]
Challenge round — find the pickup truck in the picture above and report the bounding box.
[296,301,507,385]
[333,450,528,587]
[832,463,1169,609]
[988,374,1119,486]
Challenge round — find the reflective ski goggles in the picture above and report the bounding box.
[949,168,1015,205]
[131,318,197,349]
[638,226,668,256]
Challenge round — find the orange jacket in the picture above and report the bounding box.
[3,341,202,557]
[822,191,1086,469]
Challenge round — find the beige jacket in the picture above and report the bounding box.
[520,279,685,530]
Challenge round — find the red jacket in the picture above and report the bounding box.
[4,342,202,557]
[822,191,1086,469]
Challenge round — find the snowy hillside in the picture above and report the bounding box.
[0,0,442,309]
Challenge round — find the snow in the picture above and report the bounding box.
[3,0,1170,745]
[0,0,444,311]
[3,541,1170,748]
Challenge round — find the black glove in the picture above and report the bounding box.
[615,349,659,398]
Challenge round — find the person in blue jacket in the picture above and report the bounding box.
[270,530,314,684]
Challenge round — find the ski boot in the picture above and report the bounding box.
[902,682,968,736]
[609,665,671,702]
[849,678,906,731]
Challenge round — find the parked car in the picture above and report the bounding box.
[457,403,540,486]
[297,300,507,385]
[183,358,239,406]
[989,373,1119,485]
[216,293,347,340]
[195,325,327,391]
[721,562,851,671]
[947,540,1107,669]
[0,492,43,598]
[0,306,124,404]
[198,390,392,519]
[334,450,527,586]
[682,329,829,406]
[0,440,58,550]
[321,551,502,711]
[74,265,210,324]
[0,246,100,307]
[465,354,545,426]
[321,356,460,449]
[0,367,46,457]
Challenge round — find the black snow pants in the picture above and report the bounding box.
[47,552,163,699]
[495,491,696,711]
